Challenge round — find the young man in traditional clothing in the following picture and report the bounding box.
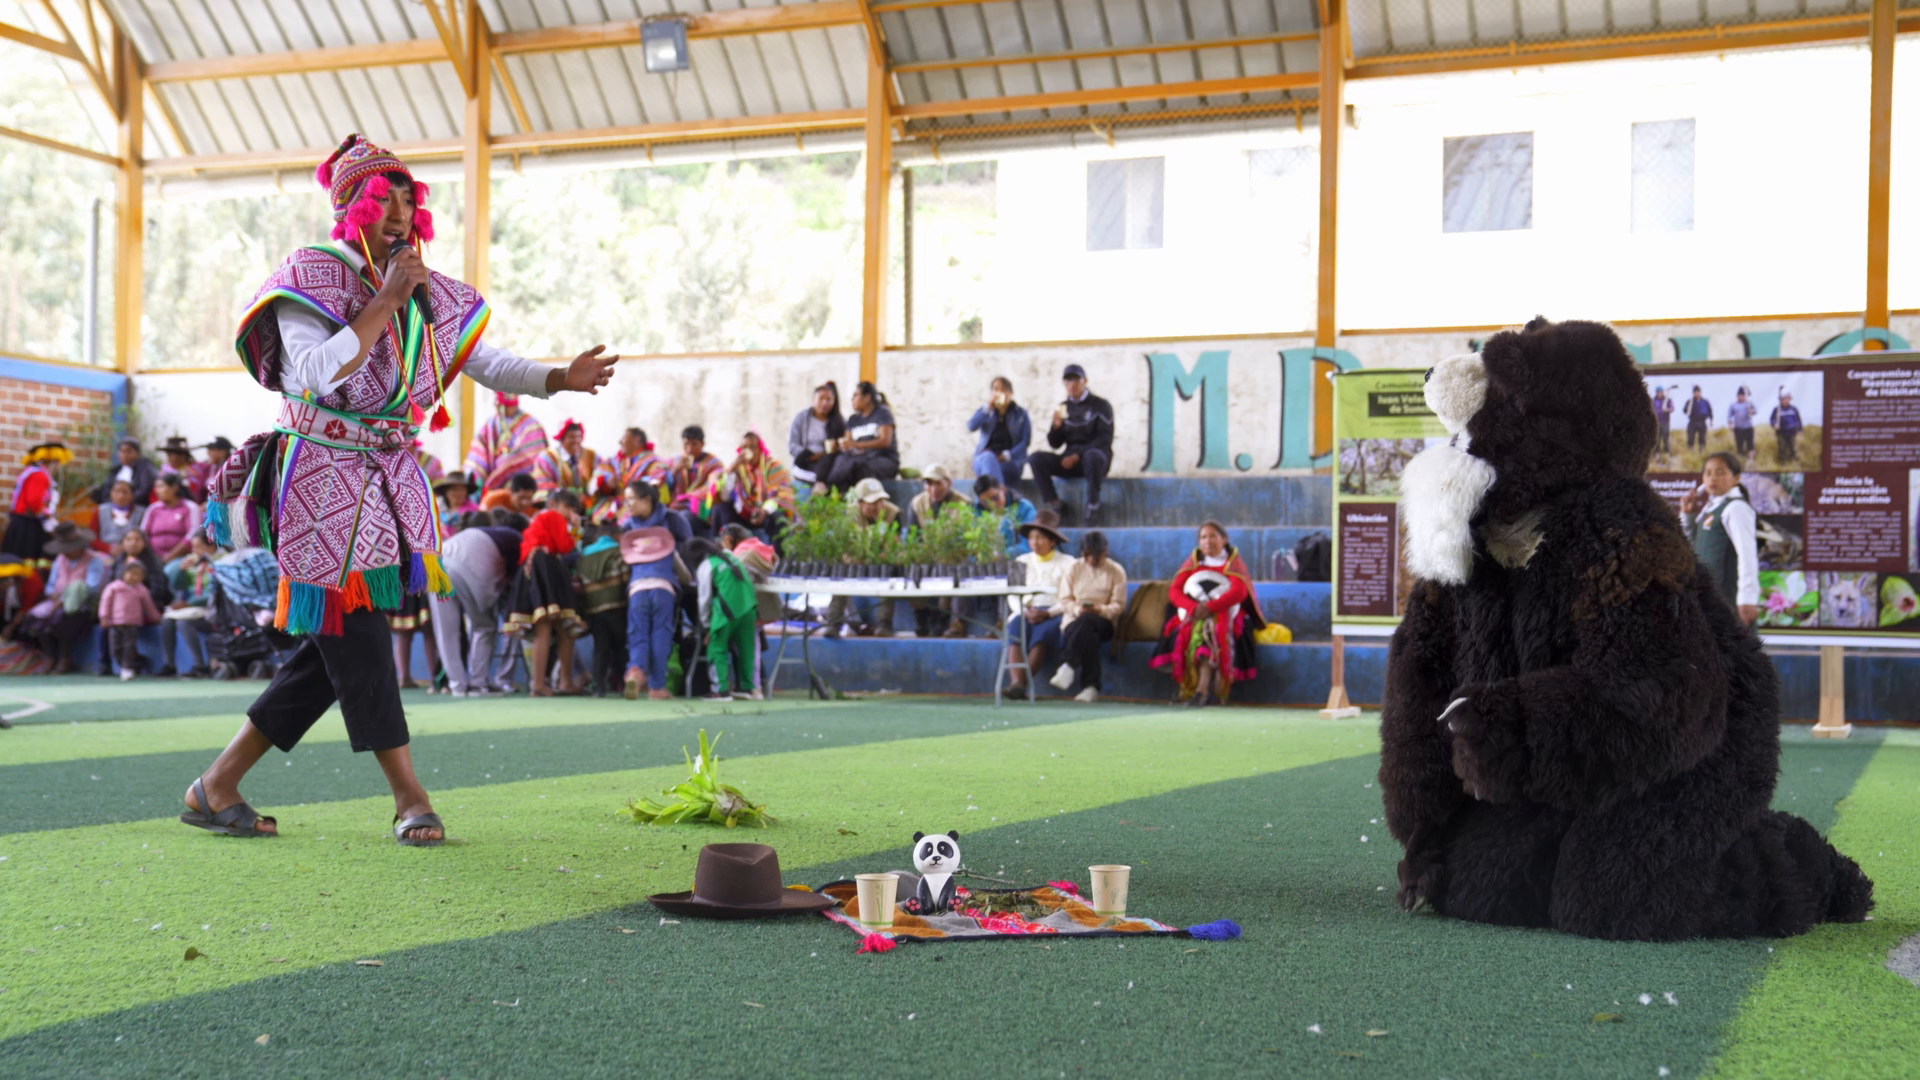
[465,392,549,494]
[181,134,618,845]
[534,419,597,500]
[590,426,666,523]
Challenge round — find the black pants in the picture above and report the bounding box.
[824,454,898,492]
[108,625,141,674]
[584,608,625,692]
[1686,420,1708,449]
[1030,448,1112,509]
[1776,431,1799,464]
[249,608,408,753]
[1060,613,1115,691]
[793,450,837,488]
[1733,427,1755,456]
[1656,421,1671,453]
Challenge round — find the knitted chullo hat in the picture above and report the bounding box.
[315,133,435,245]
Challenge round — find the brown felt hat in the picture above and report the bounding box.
[43,521,96,556]
[647,843,836,919]
[1018,509,1068,548]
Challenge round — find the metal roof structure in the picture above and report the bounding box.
[2,0,1911,174]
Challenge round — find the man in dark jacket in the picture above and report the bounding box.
[1029,364,1115,526]
[90,439,160,506]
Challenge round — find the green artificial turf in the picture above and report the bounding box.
[0,679,1910,1080]
[0,699,1140,834]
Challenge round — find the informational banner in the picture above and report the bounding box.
[1330,355,1920,644]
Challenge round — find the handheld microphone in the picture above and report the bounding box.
[386,241,435,323]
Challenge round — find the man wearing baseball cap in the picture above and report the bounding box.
[1029,363,1115,527]
[907,463,976,638]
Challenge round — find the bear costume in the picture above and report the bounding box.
[1380,318,1873,941]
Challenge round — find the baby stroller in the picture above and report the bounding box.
[203,579,293,680]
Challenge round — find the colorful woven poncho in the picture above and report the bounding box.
[219,243,485,634]
[465,410,548,494]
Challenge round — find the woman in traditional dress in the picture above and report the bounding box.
[4,442,69,569]
[20,522,108,674]
[180,133,617,845]
[509,488,587,696]
[464,393,549,494]
[1150,521,1266,707]
[707,432,795,543]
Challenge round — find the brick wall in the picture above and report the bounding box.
[0,374,116,509]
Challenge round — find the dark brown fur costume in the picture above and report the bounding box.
[1380,318,1873,940]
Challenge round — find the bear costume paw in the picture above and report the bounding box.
[1441,692,1530,804]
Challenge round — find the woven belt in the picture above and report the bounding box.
[274,396,417,452]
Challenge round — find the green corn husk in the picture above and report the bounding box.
[618,730,776,829]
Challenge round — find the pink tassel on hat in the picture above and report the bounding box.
[345,196,384,229]
[414,180,431,203]
[413,206,435,243]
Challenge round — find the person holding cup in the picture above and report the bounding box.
[966,375,1032,487]
[1028,364,1115,527]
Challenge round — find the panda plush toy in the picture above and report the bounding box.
[900,831,961,916]
[1380,317,1873,941]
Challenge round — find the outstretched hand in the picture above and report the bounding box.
[558,345,619,395]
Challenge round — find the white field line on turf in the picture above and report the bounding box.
[1,697,54,722]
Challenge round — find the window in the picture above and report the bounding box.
[1087,157,1164,251]
[1441,132,1533,233]
[1632,119,1695,234]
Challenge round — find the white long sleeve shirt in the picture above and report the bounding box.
[272,244,554,401]
[1698,492,1761,607]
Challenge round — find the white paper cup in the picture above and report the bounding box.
[855,873,899,929]
[1089,864,1131,917]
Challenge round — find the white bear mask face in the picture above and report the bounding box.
[1399,353,1498,586]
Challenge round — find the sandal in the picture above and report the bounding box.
[179,777,278,837]
[393,812,446,847]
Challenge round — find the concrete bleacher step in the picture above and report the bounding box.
[877,475,1332,530]
[1057,526,1323,584]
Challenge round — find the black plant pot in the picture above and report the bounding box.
[1008,561,1028,587]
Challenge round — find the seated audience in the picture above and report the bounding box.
[482,471,541,515]
[143,474,202,563]
[161,533,219,678]
[621,514,690,701]
[967,376,1032,486]
[192,436,234,504]
[90,439,159,506]
[94,480,146,552]
[1004,513,1077,694]
[111,529,172,608]
[696,529,763,701]
[788,381,845,494]
[824,478,903,638]
[907,464,975,639]
[667,426,724,510]
[510,489,586,696]
[824,381,900,491]
[1151,521,1266,707]
[1050,531,1127,702]
[432,509,524,697]
[23,523,109,673]
[0,554,46,648]
[536,419,597,499]
[573,523,628,697]
[6,442,69,568]
[98,560,163,680]
[1029,364,1115,526]
[975,474,1038,557]
[710,433,796,543]
[593,427,668,523]
[158,437,199,500]
[434,471,481,533]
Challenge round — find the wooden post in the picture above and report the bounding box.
[459,1,492,454]
[857,29,891,385]
[1812,645,1852,739]
[113,29,144,375]
[1864,0,1894,350]
[1320,634,1361,718]
[1312,0,1343,458]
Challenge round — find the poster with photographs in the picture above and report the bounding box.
[1330,356,1920,640]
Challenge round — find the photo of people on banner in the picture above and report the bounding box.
[1330,356,1919,638]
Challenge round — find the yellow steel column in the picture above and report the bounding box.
[113,29,144,375]
[1866,0,1895,349]
[858,25,892,385]
[460,1,492,452]
[1313,0,1343,456]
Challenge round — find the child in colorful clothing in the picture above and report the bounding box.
[695,531,763,701]
[572,523,628,697]
[99,561,163,679]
